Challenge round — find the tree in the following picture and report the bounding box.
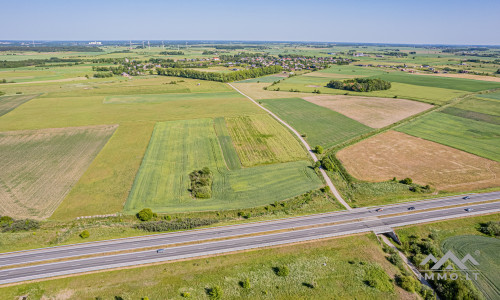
[400,178,413,185]
[240,278,251,289]
[79,230,90,239]
[137,208,154,221]
[314,145,323,154]
[275,265,290,277]
[207,286,223,300]
[321,158,334,171]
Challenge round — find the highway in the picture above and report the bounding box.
[1,191,498,268]
[0,201,498,285]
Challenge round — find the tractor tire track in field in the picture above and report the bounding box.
[228,83,352,210]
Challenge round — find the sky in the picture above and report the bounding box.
[1,0,499,45]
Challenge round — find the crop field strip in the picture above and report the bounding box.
[336,131,500,192]
[478,91,500,101]
[302,94,433,128]
[104,91,240,104]
[259,97,372,149]
[442,235,500,300]
[397,112,500,162]
[0,94,39,117]
[213,117,241,170]
[454,97,500,116]
[441,107,500,125]
[225,114,308,167]
[125,118,322,213]
[0,125,117,219]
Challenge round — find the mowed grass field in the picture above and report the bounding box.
[0,125,117,219]
[260,98,372,149]
[125,119,322,213]
[479,91,500,101]
[213,117,242,170]
[302,94,433,128]
[442,235,500,300]
[225,114,308,167]
[337,131,500,192]
[0,234,411,300]
[454,97,500,116]
[397,112,500,162]
[0,94,39,117]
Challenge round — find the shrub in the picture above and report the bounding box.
[275,265,290,277]
[396,275,419,293]
[399,178,413,185]
[79,230,90,239]
[207,286,223,300]
[135,218,218,232]
[314,145,323,154]
[479,221,500,236]
[180,292,191,298]
[137,208,154,221]
[1,218,40,232]
[239,278,251,289]
[189,167,213,198]
[321,158,334,171]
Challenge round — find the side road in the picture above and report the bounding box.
[228,83,352,210]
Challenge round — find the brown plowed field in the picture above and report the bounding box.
[303,95,432,128]
[337,131,500,192]
[0,125,117,219]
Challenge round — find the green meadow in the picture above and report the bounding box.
[124,119,322,213]
[260,98,372,149]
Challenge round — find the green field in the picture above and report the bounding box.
[125,119,322,213]
[442,235,500,300]
[225,114,308,167]
[260,98,372,148]
[441,107,500,125]
[0,125,117,219]
[397,112,500,161]
[317,65,388,76]
[213,117,242,170]
[454,97,500,116]
[371,73,500,92]
[0,94,39,117]
[104,91,240,104]
[479,91,500,101]
[0,234,409,299]
[237,75,285,83]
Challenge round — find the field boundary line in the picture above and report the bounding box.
[228,83,352,210]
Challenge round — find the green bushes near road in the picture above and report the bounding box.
[136,208,155,221]
[314,145,324,154]
[135,218,218,232]
[274,265,290,277]
[79,230,90,239]
[0,216,40,232]
[207,286,223,300]
[327,78,391,92]
[479,221,500,236]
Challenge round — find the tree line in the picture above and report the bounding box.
[159,51,184,55]
[0,57,83,68]
[327,78,391,92]
[157,65,283,82]
[0,46,103,52]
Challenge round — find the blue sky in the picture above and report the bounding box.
[2,0,499,45]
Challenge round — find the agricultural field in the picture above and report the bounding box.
[231,82,312,100]
[337,131,500,192]
[104,91,240,104]
[237,74,287,83]
[125,119,322,213]
[302,94,433,128]
[260,97,372,149]
[0,93,39,117]
[442,235,500,300]
[479,91,500,101]
[454,97,500,116]
[0,125,117,219]
[441,107,500,125]
[225,114,308,167]
[0,234,412,300]
[213,117,242,170]
[397,112,500,162]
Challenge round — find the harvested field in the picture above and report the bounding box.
[337,131,500,192]
[0,125,117,219]
[225,114,307,167]
[231,82,312,100]
[0,94,39,117]
[302,94,432,128]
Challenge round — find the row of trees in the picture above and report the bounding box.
[157,65,283,82]
[326,78,391,92]
[0,46,103,52]
[160,51,184,55]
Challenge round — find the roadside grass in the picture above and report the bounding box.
[124,119,322,214]
[397,112,500,162]
[2,189,342,253]
[213,117,242,170]
[442,235,500,300]
[0,94,39,117]
[0,234,410,300]
[225,114,308,167]
[259,97,371,149]
[0,125,117,219]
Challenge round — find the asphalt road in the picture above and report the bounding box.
[0,202,498,285]
[1,191,498,268]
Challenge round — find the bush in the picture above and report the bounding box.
[189,167,213,198]
[180,292,191,298]
[399,178,413,185]
[479,221,500,236]
[79,230,90,239]
[314,145,323,154]
[327,78,391,92]
[137,208,154,221]
[239,278,251,289]
[274,265,290,277]
[135,218,218,232]
[207,286,223,300]
[1,218,40,232]
[321,158,334,171]
[396,275,419,293]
